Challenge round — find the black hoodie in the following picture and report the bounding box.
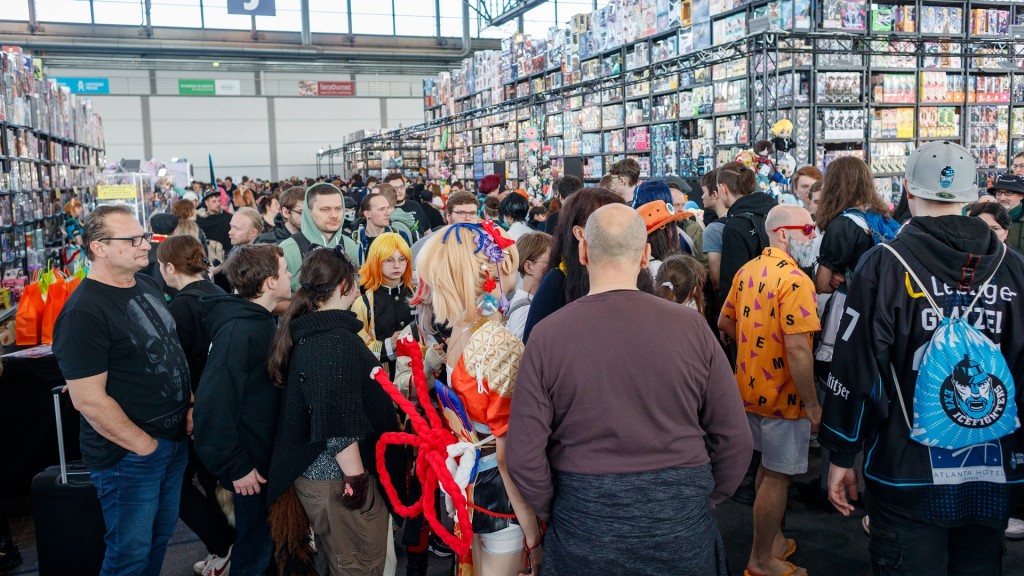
[718,192,777,305]
[193,293,281,487]
[820,216,1024,527]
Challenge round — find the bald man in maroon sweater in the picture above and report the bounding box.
[507,204,752,576]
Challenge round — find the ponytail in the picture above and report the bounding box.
[267,288,318,387]
[716,161,757,197]
[267,246,358,387]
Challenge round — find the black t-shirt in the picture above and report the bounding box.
[53,274,191,470]
[818,214,875,289]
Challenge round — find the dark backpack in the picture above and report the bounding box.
[732,212,770,253]
[290,231,318,257]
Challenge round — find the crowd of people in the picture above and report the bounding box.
[35,141,1024,576]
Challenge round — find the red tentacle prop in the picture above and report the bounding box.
[372,336,473,556]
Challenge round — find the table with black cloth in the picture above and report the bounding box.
[0,347,79,497]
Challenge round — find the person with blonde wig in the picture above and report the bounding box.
[351,232,414,379]
[412,222,541,576]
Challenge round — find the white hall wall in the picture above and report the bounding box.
[46,67,429,182]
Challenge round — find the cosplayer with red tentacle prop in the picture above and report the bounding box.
[376,222,542,576]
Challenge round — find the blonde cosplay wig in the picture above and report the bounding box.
[416,223,519,326]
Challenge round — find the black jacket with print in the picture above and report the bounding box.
[819,216,1024,527]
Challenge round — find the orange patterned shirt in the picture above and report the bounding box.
[722,247,820,419]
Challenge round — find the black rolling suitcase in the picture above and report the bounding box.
[31,386,106,575]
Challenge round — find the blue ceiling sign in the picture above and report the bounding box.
[227,0,276,17]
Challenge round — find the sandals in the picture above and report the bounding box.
[744,561,806,576]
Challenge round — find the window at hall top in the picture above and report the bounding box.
[309,0,349,34]
[394,0,436,37]
[93,0,147,25]
[35,0,93,24]
[150,0,203,29]
[255,0,303,31]
[351,2,394,35]
[2,2,30,21]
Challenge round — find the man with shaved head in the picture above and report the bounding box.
[719,204,821,576]
[507,204,752,575]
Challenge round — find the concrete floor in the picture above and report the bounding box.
[4,449,1023,575]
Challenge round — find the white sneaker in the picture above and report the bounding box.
[199,546,232,576]
[193,555,213,576]
[1007,517,1024,540]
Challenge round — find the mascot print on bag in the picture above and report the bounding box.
[939,356,1011,429]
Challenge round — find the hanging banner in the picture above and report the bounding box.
[179,79,216,95]
[298,81,356,97]
[215,79,242,95]
[55,77,110,94]
[179,79,241,96]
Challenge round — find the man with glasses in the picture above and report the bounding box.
[1012,151,1024,177]
[410,191,479,262]
[258,186,304,244]
[989,173,1024,251]
[383,172,429,238]
[718,205,821,576]
[607,158,643,205]
[53,205,191,575]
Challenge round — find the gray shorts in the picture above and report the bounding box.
[746,412,811,476]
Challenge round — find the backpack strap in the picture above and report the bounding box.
[290,231,314,256]
[734,212,770,249]
[505,295,532,320]
[362,290,375,341]
[842,209,870,233]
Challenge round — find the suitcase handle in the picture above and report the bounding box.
[52,385,67,484]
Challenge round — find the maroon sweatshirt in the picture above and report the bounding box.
[506,289,753,521]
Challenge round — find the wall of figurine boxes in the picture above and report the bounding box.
[390,0,1024,204]
[0,47,105,276]
[343,129,427,183]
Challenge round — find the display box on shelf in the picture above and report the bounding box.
[920,5,963,35]
[822,0,866,31]
[817,108,867,141]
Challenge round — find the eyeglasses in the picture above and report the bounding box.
[98,232,153,247]
[383,256,408,266]
[994,190,1022,197]
[450,210,477,217]
[772,224,815,236]
[1012,163,1024,170]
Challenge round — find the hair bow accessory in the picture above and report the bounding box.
[480,220,515,250]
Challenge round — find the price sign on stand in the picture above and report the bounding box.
[96,184,138,200]
[227,0,276,16]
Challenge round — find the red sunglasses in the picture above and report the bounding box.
[772,224,815,236]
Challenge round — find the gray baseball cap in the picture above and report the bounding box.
[904,141,978,202]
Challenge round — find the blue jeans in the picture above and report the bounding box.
[230,491,274,576]
[867,496,1005,576]
[91,438,188,576]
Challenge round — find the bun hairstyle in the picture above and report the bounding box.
[655,254,707,314]
[716,161,757,197]
[156,234,208,276]
[268,246,358,386]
